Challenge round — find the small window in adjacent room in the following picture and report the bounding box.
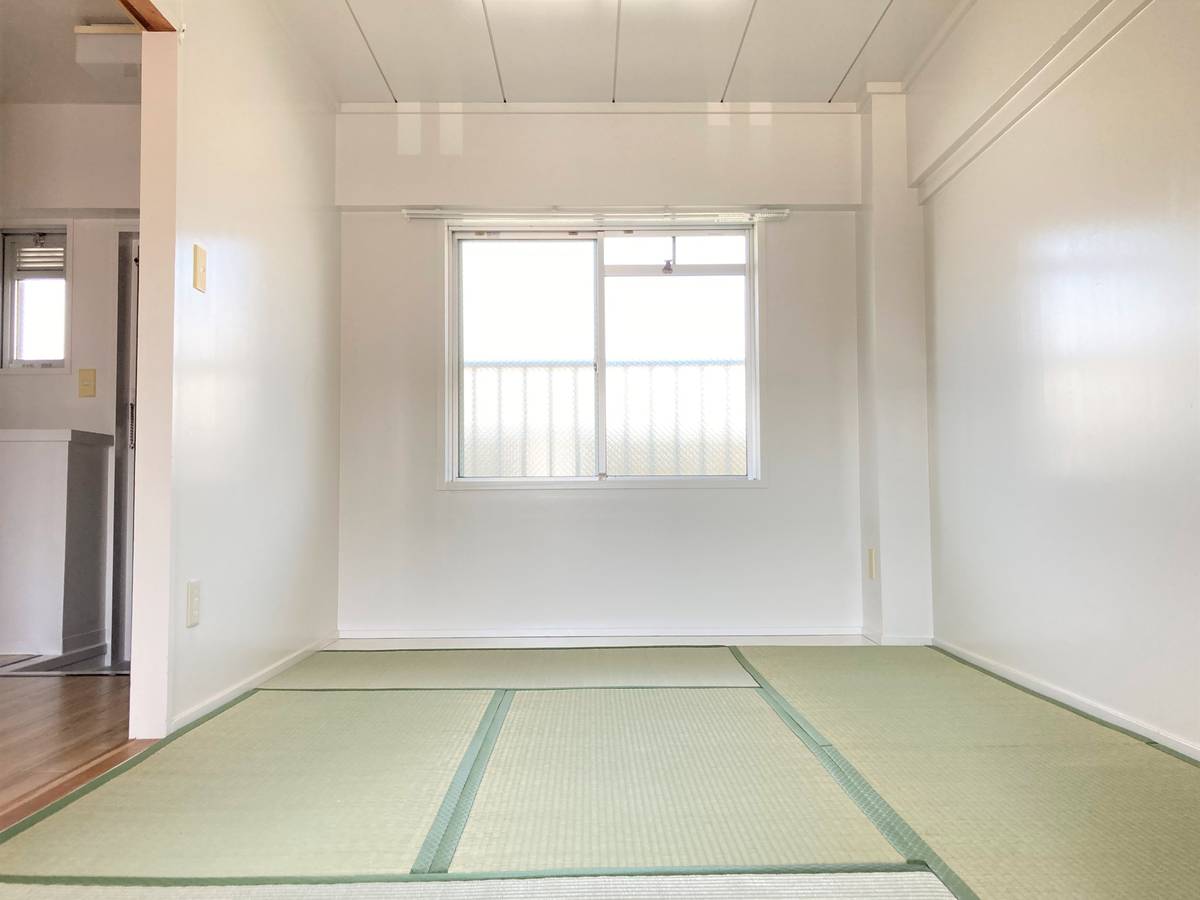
[2,233,69,370]
[451,228,758,483]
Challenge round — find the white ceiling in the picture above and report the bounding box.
[273,0,959,104]
[0,0,139,104]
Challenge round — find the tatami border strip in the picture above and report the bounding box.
[321,645,730,653]
[729,648,979,900]
[412,689,515,874]
[932,647,1200,769]
[0,689,259,848]
[260,691,758,696]
[0,862,930,887]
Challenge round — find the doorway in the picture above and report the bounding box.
[111,234,138,670]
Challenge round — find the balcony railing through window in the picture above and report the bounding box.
[461,359,747,478]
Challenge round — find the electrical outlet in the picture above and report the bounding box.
[186,580,201,627]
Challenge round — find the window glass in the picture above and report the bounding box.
[13,278,67,361]
[459,240,596,478]
[674,234,747,265]
[604,275,747,476]
[602,235,673,266]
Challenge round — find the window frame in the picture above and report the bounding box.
[1,229,72,374]
[443,224,762,489]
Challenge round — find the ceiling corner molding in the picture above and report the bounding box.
[117,0,176,33]
[915,0,1151,205]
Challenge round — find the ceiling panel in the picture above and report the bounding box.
[351,0,501,102]
[832,0,959,101]
[267,0,392,102]
[486,0,617,102]
[614,0,753,102]
[724,0,890,102]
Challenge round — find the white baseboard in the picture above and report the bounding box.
[879,634,933,646]
[169,635,333,732]
[934,638,1200,762]
[333,626,865,649]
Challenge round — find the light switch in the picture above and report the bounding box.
[78,368,97,398]
[186,580,201,627]
[867,547,879,581]
[192,244,207,293]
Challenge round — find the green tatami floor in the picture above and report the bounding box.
[740,647,1200,899]
[1,645,1197,898]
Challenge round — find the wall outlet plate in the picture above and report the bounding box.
[78,368,97,398]
[185,580,201,627]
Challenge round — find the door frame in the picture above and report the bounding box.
[112,232,139,666]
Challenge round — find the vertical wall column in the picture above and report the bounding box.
[855,83,933,644]
[128,31,179,739]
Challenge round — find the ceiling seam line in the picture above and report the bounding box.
[343,0,397,104]
[828,0,896,102]
[720,0,758,103]
[611,0,623,103]
[480,0,507,102]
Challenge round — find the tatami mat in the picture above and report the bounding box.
[740,646,1200,899]
[263,647,756,690]
[451,688,903,873]
[0,871,955,898]
[0,691,492,879]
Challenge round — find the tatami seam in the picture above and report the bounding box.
[729,648,979,900]
[413,689,515,873]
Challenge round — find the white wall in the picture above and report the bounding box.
[925,0,1200,756]
[336,105,861,209]
[855,86,933,645]
[0,219,132,433]
[0,104,139,212]
[339,211,863,638]
[130,0,340,737]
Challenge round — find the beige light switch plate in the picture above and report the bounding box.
[193,244,207,292]
[78,368,97,398]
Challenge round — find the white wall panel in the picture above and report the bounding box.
[927,0,1200,753]
[131,1,341,735]
[0,104,139,211]
[338,212,863,637]
[336,107,861,208]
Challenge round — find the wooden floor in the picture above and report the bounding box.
[0,676,135,816]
